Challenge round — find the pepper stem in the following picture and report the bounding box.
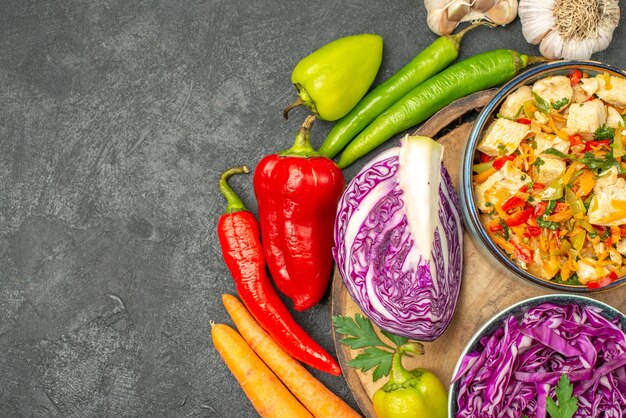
[449,21,496,49]
[387,342,425,385]
[279,115,320,157]
[527,56,551,65]
[283,97,304,120]
[219,166,249,213]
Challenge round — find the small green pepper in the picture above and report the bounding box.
[372,342,447,418]
[284,34,383,121]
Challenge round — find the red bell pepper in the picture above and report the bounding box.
[583,139,611,152]
[524,226,541,237]
[516,118,532,125]
[569,134,583,146]
[569,69,582,86]
[501,195,527,212]
[493,155,516,170]
[254,116,345,311]
[586,271,619,290]
[218,166,341,375]
[505,208,533,227]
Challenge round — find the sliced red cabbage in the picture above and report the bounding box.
[452,302,626,418]
[333,135,463,341]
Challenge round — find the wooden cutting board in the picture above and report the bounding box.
[330,89,626,418]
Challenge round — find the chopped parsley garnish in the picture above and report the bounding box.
[533,157,545,167]
[551,98,569,110]
[544,147,622,173]
[537,216,560,230]
[497,143,509,155]
[594,124,614,140]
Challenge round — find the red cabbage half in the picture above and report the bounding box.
[452,301,626,418]
[333,135,463,341]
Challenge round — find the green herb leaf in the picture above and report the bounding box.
[544,148,569,159]
[578,152,618,172]
[533,92,551,114]
[533,157,545,167]
[537,216,559,230]
[594,124,615,140]
[552,98,569,110]
[546,374,579,418]
[332,314,389,349]
[333,314,409,382]
[380,330,408,348]
[545,200,557,216]
[346,346,394,381]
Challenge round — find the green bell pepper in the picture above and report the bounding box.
[284,34,383,121]
[372,342,447,418]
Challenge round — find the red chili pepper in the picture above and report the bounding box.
[525,226,541,237]
[218,166,341,376]
[516,118,532,125]
[620,225,626,237]
[254,116,345,311]
[569,134,583,146]
[493,155,516,170]
[502,195,527,212]
[583,139,611,152]
[569,69,582,86]
[506,208,533,227]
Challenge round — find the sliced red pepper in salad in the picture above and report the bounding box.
[583,139,611,152]
[516,118,532,125]
[505,208,533,227]
[569,134,583,146]
[492,155,516,170]
[501,195,527,212]
[586,271,619,290]
[569,69,582,86]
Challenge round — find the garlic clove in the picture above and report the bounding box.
[539,30,564,59]
[560,38,596,60]
[447,0,471,22]
[427,8,459,36]
[484,0,519,26]
[518,0,555,44]
[472,0,497,13]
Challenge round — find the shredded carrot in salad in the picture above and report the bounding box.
[473,70,626,289]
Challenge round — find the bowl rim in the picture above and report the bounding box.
[447,293,626,416]
[460,59,626,293]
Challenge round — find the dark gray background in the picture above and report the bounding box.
[1,1,625,417]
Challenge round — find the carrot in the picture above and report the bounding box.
[211,322,313,418]
[222,294,361,418]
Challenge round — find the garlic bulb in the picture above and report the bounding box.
[425,0,518,35]
[519,0,620,59]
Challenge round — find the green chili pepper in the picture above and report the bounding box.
[372,342,447,418]
[283,34,383,122]
[318,23,487,158]
[337,50,546,168]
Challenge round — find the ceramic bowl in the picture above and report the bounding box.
[447,294,626,417]
[460,60,626,293]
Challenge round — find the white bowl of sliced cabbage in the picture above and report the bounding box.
[448,294,626,418]
[461,60,626,292]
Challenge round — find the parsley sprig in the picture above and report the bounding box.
[332,314,407,381]
[546,374,579,418]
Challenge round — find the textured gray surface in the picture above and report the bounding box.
[1,1,625,417]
